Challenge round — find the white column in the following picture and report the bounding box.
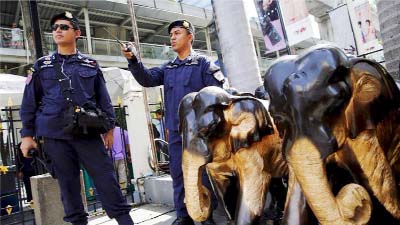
[124,90,154,179]
[83,8,92,54]
[212,0,261,92]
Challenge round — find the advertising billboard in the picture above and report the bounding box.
[254,0,287,53]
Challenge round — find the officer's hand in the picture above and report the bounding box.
[20,137,37,158]
[121,42,138,60]
[104,129,114,149]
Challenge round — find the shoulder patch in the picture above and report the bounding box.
[213,70,225,83]
[25,74,33,85]
[208,61,225,83]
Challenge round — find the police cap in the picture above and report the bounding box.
[50,11,80,30]
[168,20,194,34]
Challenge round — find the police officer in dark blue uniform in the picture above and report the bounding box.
[122,20,224,225]
[20,12,134,225]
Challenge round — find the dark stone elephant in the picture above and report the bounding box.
[264,45,400,225]
[178,86,287,225]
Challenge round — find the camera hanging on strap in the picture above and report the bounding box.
[54,62,111,136]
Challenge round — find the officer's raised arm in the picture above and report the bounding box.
[121,42,164,87]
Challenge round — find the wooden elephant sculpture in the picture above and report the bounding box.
[264,45,400,225]
[178,86,287,225]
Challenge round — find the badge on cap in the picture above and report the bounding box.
[65,11,73,19]
[182,21,189,28]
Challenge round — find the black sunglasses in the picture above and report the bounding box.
[52,24,74,31]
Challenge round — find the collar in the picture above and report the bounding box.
[53,50,83,62]
[172,50,197,65]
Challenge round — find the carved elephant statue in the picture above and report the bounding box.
[264,45,400,225]
[178,86,287,225]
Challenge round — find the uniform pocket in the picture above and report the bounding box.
[40,105,62,115]
[77,68,97,98]
[40,69,59,94]
[166,73,174,89]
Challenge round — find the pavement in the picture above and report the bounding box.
[88,203,229,225]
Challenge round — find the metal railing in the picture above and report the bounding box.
[42,33,220,61]
[357,48,385,64]
[134,0,212,19]
[1,107,36,225]
[1,27,268,69]
[259,57,273,71]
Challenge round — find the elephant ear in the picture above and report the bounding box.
[178,92,197,134]
[345,59,400,138]
[225,97,274,152]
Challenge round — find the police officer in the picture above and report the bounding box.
[20,12,133,225]
[122,20,224,225]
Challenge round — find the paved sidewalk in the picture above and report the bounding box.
[88,203,229,225]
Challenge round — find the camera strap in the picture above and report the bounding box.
[54,62,74,104]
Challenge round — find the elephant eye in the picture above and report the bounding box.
[208,120,218,131]
[198,119,219,138]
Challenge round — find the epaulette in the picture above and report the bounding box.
[165,59,178,69]
[77,53,98,68]
[185,53,202,66]
[35,55,54,70]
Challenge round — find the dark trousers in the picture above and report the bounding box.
[22,170,35,202]
[168,131,217,218]
[43,136,132,225]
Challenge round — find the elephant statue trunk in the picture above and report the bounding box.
[182,148,211,221]
[289,137,372,225]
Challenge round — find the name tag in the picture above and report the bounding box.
[40,64,54,69]
[80,63,96,68]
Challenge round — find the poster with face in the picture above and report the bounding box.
[347,0,383,57]
[279,0,318,46]
[254,0,287,53]
[279,0,308,25]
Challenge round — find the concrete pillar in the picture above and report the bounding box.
[377,0,400,81]
[31,173,86,225]
[212,0,262,92]
[124,90,154,179]
[118,69,154,203]
[83,8,93,55]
